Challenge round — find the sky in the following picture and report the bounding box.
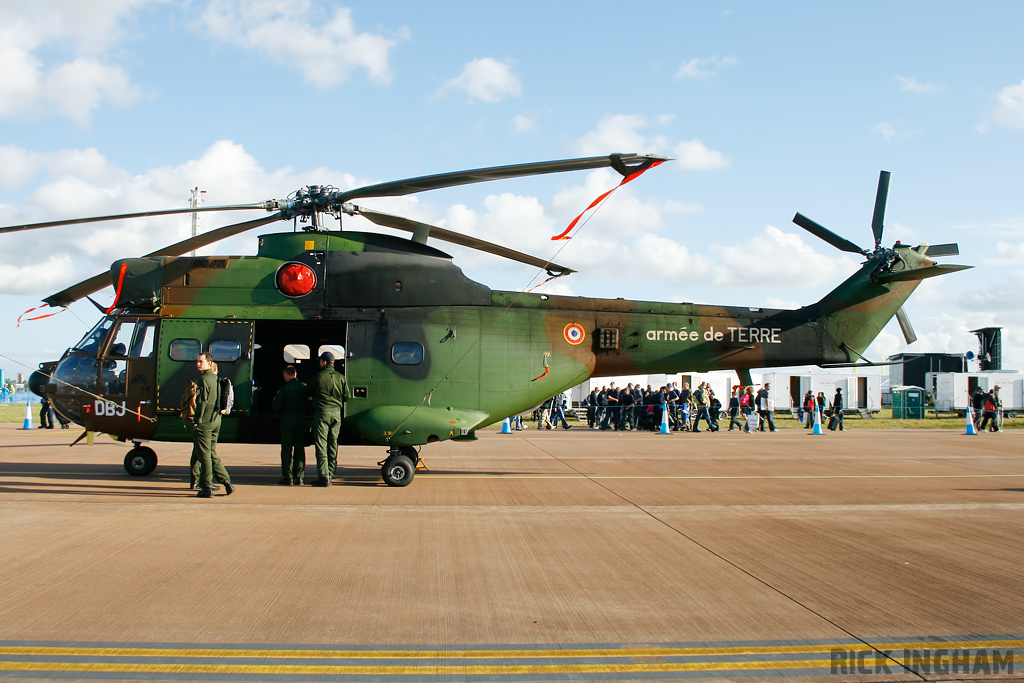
[2,0,1023,383]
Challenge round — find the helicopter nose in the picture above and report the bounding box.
[28,365,56,398]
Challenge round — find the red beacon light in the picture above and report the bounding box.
[276,262,316,297]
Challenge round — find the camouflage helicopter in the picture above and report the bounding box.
[5,153,969,486]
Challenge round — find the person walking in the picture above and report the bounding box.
[828,387,846,431]
[550,394,572,429]
[803,391,817,430]
[272,365,308,485]
[740,386,755,432]
[308,351,351,486]
[192,352,234,498]
[756,383,777,432]
[979,387,1001,432]
[727,388,742,431]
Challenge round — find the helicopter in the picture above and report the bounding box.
[4,153,970,486]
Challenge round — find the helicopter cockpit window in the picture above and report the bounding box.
[209,340,241,363]
[74,317,116,355]
[130,320,157,358]
[108,322,136,357]
[391,342,423,365]
[169,339,201,362]
[102,359,127,395]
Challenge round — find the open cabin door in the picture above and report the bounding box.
[249,320,347,443]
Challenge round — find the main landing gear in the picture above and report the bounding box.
[379,446,419,487]
[124,443,157,476]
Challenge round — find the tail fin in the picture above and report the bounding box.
[815,245,971,361]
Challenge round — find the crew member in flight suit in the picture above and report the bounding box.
[308,351,351,486]
[272,364,308,485]
[193,352,235,498]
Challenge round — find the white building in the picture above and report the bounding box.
[925,371,1023,416]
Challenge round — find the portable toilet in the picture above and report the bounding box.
[892,386,926,419]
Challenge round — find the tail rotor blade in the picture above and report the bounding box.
[793,213,869,255]
[924,243,959,257]
[871,170,891,249]
[895,305,917,345]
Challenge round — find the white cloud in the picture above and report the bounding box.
[202,0,403,87]
[575,115,659,156]
[983,79,1024,131]
[673,139,730,170]
[994,241,1024,263]
[676,56,737,80]
[0,140,372,297]
[435,58,522,103]
[872,121,919,142]
[873,122,898,142]
[712,225,859,287]
[0,0,147,124]
[513,113,537,132]
[574,115,728,170]
[0,254,76,294]
[895,76,943,94]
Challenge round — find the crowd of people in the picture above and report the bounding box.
[527,382,784,433]
[799,387,847,431]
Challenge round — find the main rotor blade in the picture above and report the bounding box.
[923,242,959,257]
[793,213,868,255]
[895,305,917,345]
[333,154,670,204]
[43,213,282,306]
[871,170,891,249]
[0,202,275,235]
[356,207,575,276]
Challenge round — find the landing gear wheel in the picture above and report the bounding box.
[382,454,415,487]
[124,446,157,476]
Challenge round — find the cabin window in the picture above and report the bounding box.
[169,339,201,362]
[209,340,241,363]
[130,320,158,358]
[284,344,310,363]
[318,345,346,363]
[391,342,423,365]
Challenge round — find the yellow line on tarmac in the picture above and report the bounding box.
[1,654,1022,676]
[1,639,1021,660]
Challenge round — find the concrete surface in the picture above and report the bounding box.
[1,423,1022,681]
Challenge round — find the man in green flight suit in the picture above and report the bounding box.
[193,352,235,498]
[308,351,351,487]
[272,365,308,486]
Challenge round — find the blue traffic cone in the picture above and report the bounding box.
[811,408,823,435]
[658,406,672,435]
[964,406,978,435]
[500,417,512,434]
[20,400,34,430]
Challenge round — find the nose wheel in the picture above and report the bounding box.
[124,445,157,476]
[380,446,418,487]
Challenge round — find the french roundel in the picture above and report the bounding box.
[563,323,586,345]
